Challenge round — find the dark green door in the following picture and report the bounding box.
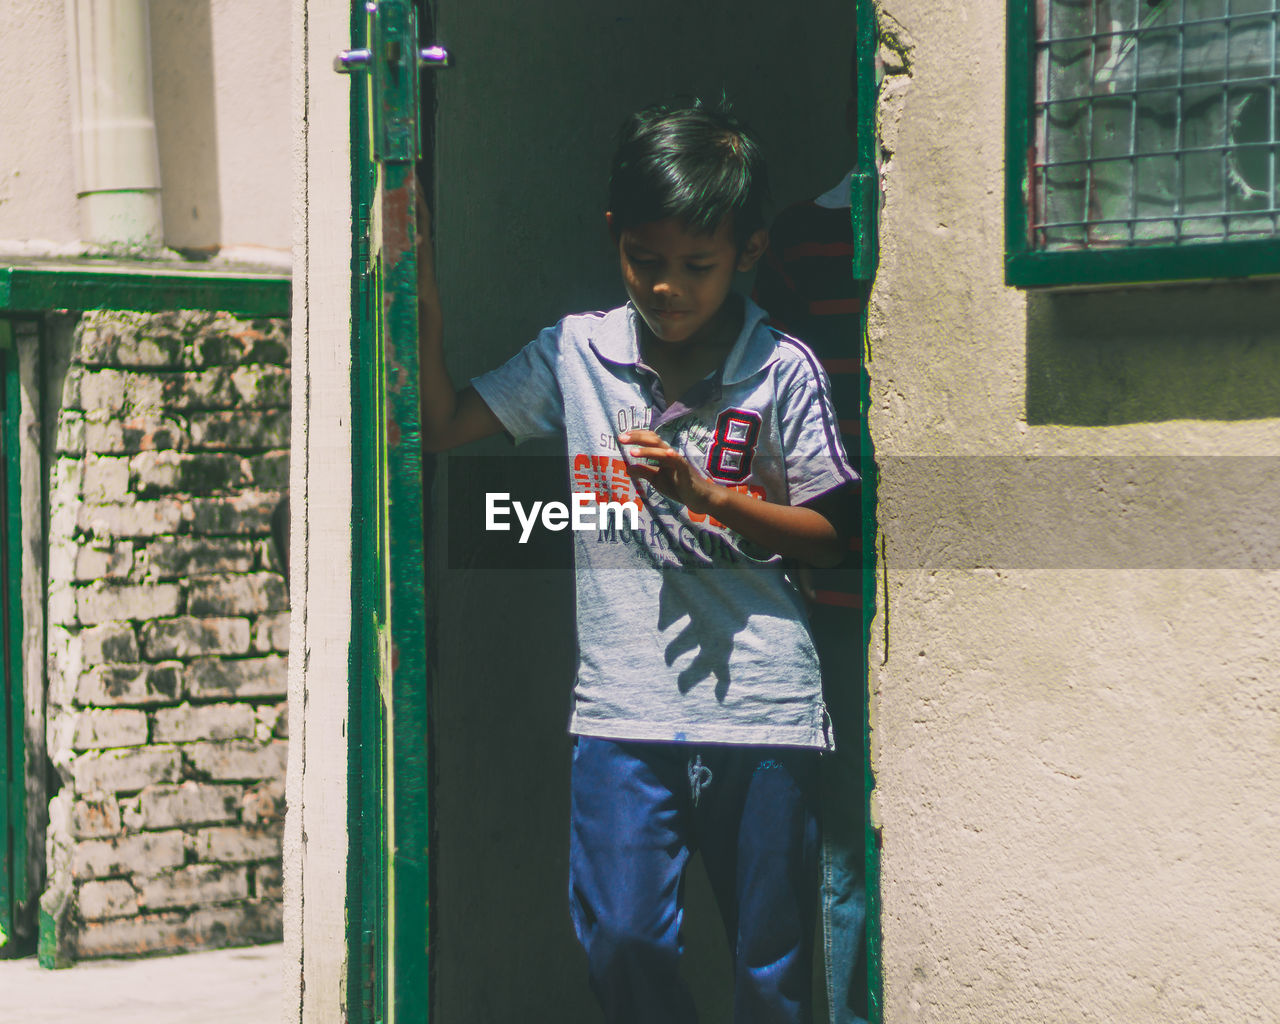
[344,2,446,1020]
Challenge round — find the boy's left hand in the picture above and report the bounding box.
[619,430,717,513]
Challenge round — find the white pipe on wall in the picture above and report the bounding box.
[66,0,163,248]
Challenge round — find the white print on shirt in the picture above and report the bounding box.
[615,405,651,433]
[594,514,746,565]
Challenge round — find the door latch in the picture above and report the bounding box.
[334,48,373,73]
[332,0,451,160]
[334,45,452,73]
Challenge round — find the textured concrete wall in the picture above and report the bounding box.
[41,310,290,963]
[868,2,1280,1020]
[0,0,290,256]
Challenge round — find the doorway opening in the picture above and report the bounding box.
[414,4,879,1022]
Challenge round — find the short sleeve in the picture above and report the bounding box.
[470,324,565,444]
[778,356,859,506]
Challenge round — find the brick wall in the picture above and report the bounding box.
[41,310,290,962]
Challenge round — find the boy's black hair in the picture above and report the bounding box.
[608,97,770,251]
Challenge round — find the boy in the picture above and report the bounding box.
[417,98,858,1024]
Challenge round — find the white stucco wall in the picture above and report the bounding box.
[0,0,290,258]
[287,0,351,1021]
[0,1,79,247]
[868,3,1280,1021]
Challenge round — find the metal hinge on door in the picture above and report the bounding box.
[334,0,451,162]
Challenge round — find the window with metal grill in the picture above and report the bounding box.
[1007,0,1280,286]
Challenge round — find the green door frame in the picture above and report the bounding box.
[0,320,24,956]
[851,1,884,1020]
[347,2,435,1021]
[342,2,881,1020]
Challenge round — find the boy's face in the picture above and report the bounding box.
[608,214,767,348]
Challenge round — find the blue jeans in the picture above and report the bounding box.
[820,746,868,1024]
[569,738,822,1024]
[809,600,869,1024]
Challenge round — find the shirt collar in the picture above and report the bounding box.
[589,296,778,385]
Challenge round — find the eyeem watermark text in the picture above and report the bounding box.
[486,492,640,544]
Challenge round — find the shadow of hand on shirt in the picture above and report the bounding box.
[657,565,753,702]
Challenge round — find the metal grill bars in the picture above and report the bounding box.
[1032,0,1280,249]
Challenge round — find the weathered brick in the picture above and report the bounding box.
[75,912,185,959]
[79,622,140,665]
[77,582,182,624]
[189,410,289,451]
[241,778,285,825]
[127,782,241,829]
[248,450,289,490]
[74,900,283,959]
[71,830,185,879]
[185,740,287,782]
[78,879,139,920]
[157,368,234,408]
[124,373,164,408]
[254,538,282,574]
[72,745,182,793]
[193,826,281,864]
[84,412,190,454]
[78,662,182,706]
[189,492,279,535]
[188,573,287,616]
[139,864,249,910]
[78,369,131,413]
[254,862,282,901]
[77,500,188,539]
[80,367,173,411]
[251,612,289,653]
[143,537,255,576]
[185,656,287,699]
[188,898,283,942]
[230,365,290,407]
[48,585,77,628]
[83,456,130,502]
[56,411,86,454]
[78,316,183,367]
[74,542,133,581]
[153,702,256,743]
[62,364,84,409]
[251,704,284,742]
[71,708,149,750]
[141,617,251,659]
[71,794,122,839]
[131,450,250,495]
[191,321,289,367]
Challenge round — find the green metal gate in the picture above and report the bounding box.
[344,1,445,1020]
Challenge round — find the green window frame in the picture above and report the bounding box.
[1006,0,1280,287]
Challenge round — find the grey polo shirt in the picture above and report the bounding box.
[472,297,857,749]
